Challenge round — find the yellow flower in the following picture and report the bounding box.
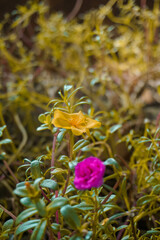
[52,110,101,136]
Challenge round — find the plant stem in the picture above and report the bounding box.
[101,178,121,205]
[3,160,19,184]
[40,186,51,203]
[92,188,98,240]
[51,129,59,178]
[48,222,55,240]
[67,0,83,21]
[55,190,61,240]
[62,169,71,197]
[130,216,137,240]
[0,204,16,220]
[62,131,74,196]
[50,129,60,240]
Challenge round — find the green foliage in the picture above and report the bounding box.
[1,0,160,239]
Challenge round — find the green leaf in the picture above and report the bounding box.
[2,219,14,232]
[57,129,67,143]
[51,168,67,175]
[73,202,93,211]
[31,160,42,179]
[20,197,35,207]
[0,208,4,218]
[47,197,69,215]
[60,205,80,229]
[15,219,40,235]
[35,199,46,217]
[142,229,160,237]
[102,203,122,213]
[30,219,47,240]
[38,114,46,123]
[152,184,160,194]
[37,124,48,131]
[40,179,58,190]
[85,231,93,240]
[16,207,38,225]
[69,160,78,171]
[104,158,120,170]
[64,85,73,93]
[110,124,122,133]
[121,236,130,240]
[105,212,128,225]
[0,125,6,137]
[51,223,60,232]
[70,235,83,240]
[73,140,90,154]
[137,195,157,206]
[14,186,28,197]
[116,225,128,231]
[0,139,12,145]
[68,87,82,100]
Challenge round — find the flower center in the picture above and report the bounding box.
[69,116,86,128]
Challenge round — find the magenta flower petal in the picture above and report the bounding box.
[74,156,106,190]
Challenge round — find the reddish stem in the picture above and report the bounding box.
[40,186,51,203]
[51,129,59,178]
[50,129,60,240]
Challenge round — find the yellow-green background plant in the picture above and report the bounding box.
[1,0,160,239]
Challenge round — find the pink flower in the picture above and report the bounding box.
[74,156,106,190]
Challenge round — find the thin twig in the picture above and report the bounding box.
[0,204,16,220]
[117,217,129,240]
[3,160,19,184]
[115,154,132,172]
[101,178,121,205]
[130,216,137,240]
[141,0,146,8]
[8,113,28,165]
[62,169,71,197]
[67,0,83,21]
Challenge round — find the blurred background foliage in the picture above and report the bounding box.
[1,0,160,239]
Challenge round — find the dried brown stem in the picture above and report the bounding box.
[0,204,16,220]
[3,160,19,184]
[67,0,83,21]
[101,178,121,205]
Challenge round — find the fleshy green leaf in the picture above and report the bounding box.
[35,199,46,217]
[137,195,157,206]
[40,179,58,190]
[73,140,90,154]
[31,160,42,179]
[104,158,120,170]
[60,205,80,229]
[30,219,47,240]
[110,124,122,133]
[15,220,40,235]
[47,197,69,215]
[0,139,12,145]
[2,219,14,232]
[16,207,38,225]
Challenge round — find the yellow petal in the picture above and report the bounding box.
[71,127,84,136]
[85,117,101,129]
[52,110,71,128]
